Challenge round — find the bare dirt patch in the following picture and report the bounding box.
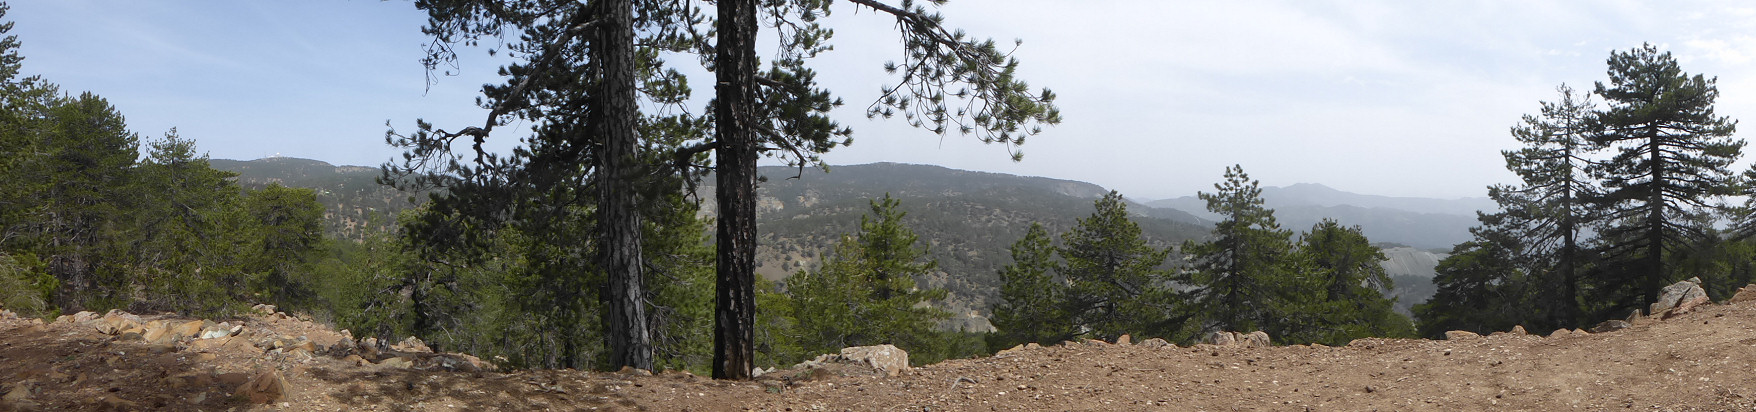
[5,300,1756,411]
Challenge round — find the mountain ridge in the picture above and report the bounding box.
[209,157,1449,325]
[1146,182,1492,250]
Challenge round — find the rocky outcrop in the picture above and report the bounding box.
[234,370,289,404]
[1651,277,1709,318]
[1205,331,1271,347]
[837,345,911,377]
[785,344,913,378]
[1590,320,1631,334]
[1729,284,1756,304]
[1444,330,1481,340]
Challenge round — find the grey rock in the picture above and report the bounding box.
[1651,277,1707,315]
[1590,320,1631,333]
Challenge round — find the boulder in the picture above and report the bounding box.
[1651,277,1708,316]
[99,396,140,410]
[3,381,33,406]
[376,356,415,369]
[1203,331,1237,346]
[251,304,277,315]
[838,344,911,377]
[141,321,175,344]
[1729,284,1756,304]
[995,343,1032,357]
[1139,338,1171,349]
[71,310,98,323]
[392,336,432,353]
[1672,293,1710,317]
[1444,330,1481,340]
[169,320,205,341]
[234,370,289,404]
[1115,334,1132,345]
[199,322,243,340]
[1625,308,1645,323]
[1202,331,1271,347]
[91,314,141,335]
[1242,331,1272,347]
[1509,325,1528,335]
[1590,320,1631,333]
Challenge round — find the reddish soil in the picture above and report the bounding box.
[5,300,1756,411]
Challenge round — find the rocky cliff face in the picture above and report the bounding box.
[1380,247,1448,279]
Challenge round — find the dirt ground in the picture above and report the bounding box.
[4,299,1756,411]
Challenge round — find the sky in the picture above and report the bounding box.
[11,1,1756,200]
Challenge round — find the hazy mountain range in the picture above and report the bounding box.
[1146,183,1494,250]
[211,158,1482,327]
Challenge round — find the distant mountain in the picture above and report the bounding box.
[703,163,1212,332]
[214,158,1449,330]
[1147,183,1492,250]
[211,157,421,241]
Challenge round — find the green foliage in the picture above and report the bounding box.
[1413,228,1537,338]
[1420,44,1750,337]
[986,223,1074,350]
[0,253,52,317]
[125,129,247,314]
[781,195,960,366]
[1171,167,1415,345]
[1183,165,1295,335]
[1487,84,1598,328]
[1591,43,1742,311]
[237,183,326,306]
[0,9,333,318]
[644,194,717,374]
[1276,220,1415,345]
[1060,191,1182,341]
[754,278,803,369]
[338,192,720,372]
[988,192,1185,348]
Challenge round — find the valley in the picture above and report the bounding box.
[212,159,1473,328]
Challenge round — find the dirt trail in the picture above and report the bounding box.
[4,300,1756,411]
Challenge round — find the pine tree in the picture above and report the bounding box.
[1183,165,1295,334]
[40,92,139,310]
[128,128,244,314]
[238,183,325,306]
[1589,43,1743,313]
[786,195,949,361]
[1414,225,1538,338]
[1494,85,1599,327]
[389,0,710,371]
[704,0,1059,379]
[1059,191,1180,341]
[390,0,1059,378]
[1280,219,1414,345]
[987,223,1074,349]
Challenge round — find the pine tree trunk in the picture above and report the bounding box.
[1645,134,1665,309]
[711,0,759,381]
[597,0,653,371]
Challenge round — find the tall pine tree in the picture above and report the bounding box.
[987,223,1074,349]
[785,195,949,361]
[1493,84,1600,327]
[1589,43,1742,313]
[1183,165,1295,334]
[1058,191,1181,341]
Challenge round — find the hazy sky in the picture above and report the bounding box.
[13,1,1756,199]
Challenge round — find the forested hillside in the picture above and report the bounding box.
[210,158,422,241]
[706,163,1211,331]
